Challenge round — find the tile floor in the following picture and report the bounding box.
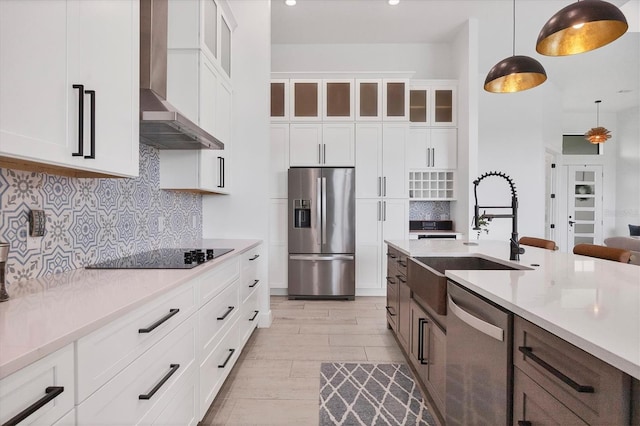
[201,296,405,425]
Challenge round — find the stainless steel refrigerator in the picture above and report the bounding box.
[288,167,355,299]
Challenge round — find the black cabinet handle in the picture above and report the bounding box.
[418,318,429,365]
[2,386,64,426]
[396,275,407,284]
[385,306,396,316]
[218,349,235,368]
[518,346,594,393]
[72,84,84,156]
[386,253,397,259]
[217,306,235,321]
[138,309,179,333]
[217,156,224,188]
[221,156,225,188]
[138,364,179,400]
[398,260,407,268]
[249,279,259,288]
[517,422,532,426]
[249,254,260,261]
[84,90,95,159]
[249,310,259,321]
[386,276,396,285]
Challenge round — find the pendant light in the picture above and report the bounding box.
[484,0,547,93]
[537,0,628,56]
[585,100,611,143]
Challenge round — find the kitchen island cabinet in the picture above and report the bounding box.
[0,239,265,426]
[385,239,640,424]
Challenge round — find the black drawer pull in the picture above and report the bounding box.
[217,306,235,320]
[218,349,236,368]
[518,346,595,393]
[387,253,397,259]
[84,89,95,159]
[517,422,532,426]
[386,276,396,284]
[418,318,429,365]
[3,386,64,426]
[249,310,259,321]
[72,84,84,156]
[385,306,396,316]
[139,364,179,400]
[249,279,259,288]
[396,275,407,284]
[249,254,260,261]
[138,309,179,333]
[398,260,407,268]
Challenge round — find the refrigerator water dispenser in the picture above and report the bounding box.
[293,199,311,228]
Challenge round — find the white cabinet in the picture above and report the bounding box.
[382,79,409,121]
[355,79,382,121]
[355,199,408,290]
[0,345,74,426]
[323,79,354,121]
[0,0,139,178]
[289,123,354,167]
[409,83,457,126]
[159,149,228,194]
[408,127,457,170]
[271,79,290,121]
[270,124,289,198]
[269,199,288,291]
[289,79,322,121]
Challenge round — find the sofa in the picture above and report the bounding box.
[604,237,640,266]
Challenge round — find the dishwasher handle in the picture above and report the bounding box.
[448,294,504,342]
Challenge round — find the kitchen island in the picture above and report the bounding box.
[385,238,640,424]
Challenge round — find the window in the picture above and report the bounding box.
[562,134,601,155]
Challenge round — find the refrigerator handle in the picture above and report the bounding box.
[317,177,322,245]
[322,177,327,244]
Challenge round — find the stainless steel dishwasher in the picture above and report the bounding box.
[445,280,512,426]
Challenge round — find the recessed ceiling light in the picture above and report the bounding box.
[388,0,400,5]
[285,0,296,6]
[618,89,632,93]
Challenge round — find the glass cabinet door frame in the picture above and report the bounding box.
[355,79,382,121]
[322,79,354,121]
[430,84,456,127]
[270,79,290,122]
[382,78,410,122]
[289,79,323,122]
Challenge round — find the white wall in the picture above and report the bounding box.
[202,1,271,322]
[614,106,640,236]
[272,43,453,78]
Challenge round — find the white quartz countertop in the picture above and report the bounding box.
[385,239,640,380]
[0,239,261,380]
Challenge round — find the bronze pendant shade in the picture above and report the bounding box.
[585,100,611,143]
[537,0,628,56]
[484,55,547,93]
[484,0,547,93]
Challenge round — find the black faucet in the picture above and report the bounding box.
[473,172,525,261]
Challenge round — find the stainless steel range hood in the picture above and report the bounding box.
[139,0,223,150]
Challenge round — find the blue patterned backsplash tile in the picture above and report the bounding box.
[409,201,451,220]
[0,144,202,293]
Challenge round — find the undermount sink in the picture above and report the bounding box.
[408,256,527,316]
[413,256,522,275]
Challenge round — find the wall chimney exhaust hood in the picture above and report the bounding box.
[139,0,223,150]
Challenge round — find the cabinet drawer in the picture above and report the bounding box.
[200,257,240,306]
[138,365,198,426]
[76,281,197,402]
[199,319,239,419]
[386,282,398,329]
[52,408,75,426]
[240,285,260,346]
[514,317,630,425]
[514,367,588,425]
[240,246,262,303]
[0,344,74,426]
[77,315,197,425]
[198,281,239,357]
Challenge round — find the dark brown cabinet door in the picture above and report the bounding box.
[271,81,287,118]
[397,279,411,352]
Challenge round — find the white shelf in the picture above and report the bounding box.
[409,171,455,200]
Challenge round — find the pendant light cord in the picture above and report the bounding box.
[512,0,516,56]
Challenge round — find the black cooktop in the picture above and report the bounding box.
[86,248,234,270]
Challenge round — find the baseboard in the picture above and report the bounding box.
[258,310,273,328]
[270,288,288,296]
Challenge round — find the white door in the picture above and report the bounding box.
[77,0,138,177]
[289,124,322,166]
[430,128,457,169]
[382,124,408,198]
[323,123,355,166]
[408,127,429,170]
[0,1,76,166]
[355,199,383,289]
[382,199,409,241]
[270,124,289,198]
[355,124,383,198]
[567,165,603,248]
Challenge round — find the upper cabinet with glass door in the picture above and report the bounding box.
[271,79,289,121]
[168,0,235,80]
[289,79,322,121]
[409,81,457,126]
[323,79,354,121]
[383,79,409,121]
[355,79,382,121]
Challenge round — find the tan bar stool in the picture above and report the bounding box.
[573,243,631,263]
[519,237,557,251]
